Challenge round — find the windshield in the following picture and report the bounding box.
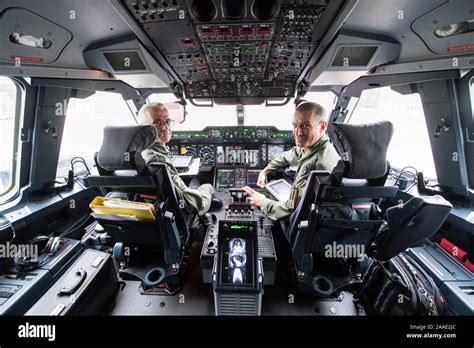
[0,77,20,199]
[148,91,336,130]
[56,91,136,178]
[347,86,437,180]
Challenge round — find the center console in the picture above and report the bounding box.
[212,220,263,315]
[201,189,276,287]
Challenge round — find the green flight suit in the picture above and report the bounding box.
[261,134,340,220]
[142,143,213,216]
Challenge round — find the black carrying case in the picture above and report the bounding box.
[25,249,119,315]
[357,254,446,315]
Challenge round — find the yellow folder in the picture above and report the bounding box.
[90,197,156,221]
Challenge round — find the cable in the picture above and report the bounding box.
[59,213,92,238]
[70,156,107,195]
[70,156,91,176]
[392,166,418,187]
[60,214,91,237]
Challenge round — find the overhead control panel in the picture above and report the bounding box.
[120,0,346,103]
[124,0,186,22]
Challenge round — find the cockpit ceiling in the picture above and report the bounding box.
[117,0,346,102]
[340,0,474,62]
[1,0,474,104]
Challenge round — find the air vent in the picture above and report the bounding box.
[252,0,280,20]
[190,0,217,22]
[216,293,259,315]
[222,0,246,19]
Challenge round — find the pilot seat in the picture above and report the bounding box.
[80,125,200,295]
[286,121,453,297]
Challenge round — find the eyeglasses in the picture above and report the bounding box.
[151,119,175,128]
[292,122,312,130]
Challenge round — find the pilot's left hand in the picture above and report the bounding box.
[243,186,265,207]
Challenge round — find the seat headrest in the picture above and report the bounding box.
[328,121,393,179]
[97,125,156,171]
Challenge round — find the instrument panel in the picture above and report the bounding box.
[173,143,294,167]
[199,145,215,165]
[168,127,294,188]
[215,168,262,189]
[171,126,292,140]
[168,126,294,167]
[267,144,285,162]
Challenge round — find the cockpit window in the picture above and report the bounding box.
[470,77,474,116]
[347,86,437,180]
[56,91,136,178]
[0,77,20,199]
[148,91,336,131]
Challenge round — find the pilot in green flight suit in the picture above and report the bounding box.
[243,102,341,221]
[140,102,214,216]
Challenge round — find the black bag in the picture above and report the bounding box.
[26,249,119,315]
[357,254,445,315]
[310,202,384,253]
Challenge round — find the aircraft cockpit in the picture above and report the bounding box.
[0,1,473,343]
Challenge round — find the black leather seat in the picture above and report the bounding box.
[80,126,196,293]
[286,121,452,296]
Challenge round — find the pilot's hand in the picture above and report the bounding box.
[257,170,267,188]
[243,186,265,207]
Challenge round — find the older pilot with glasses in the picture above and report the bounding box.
[140,102,219,216]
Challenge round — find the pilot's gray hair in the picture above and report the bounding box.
[138,102,168,124]
[295,102,327,124]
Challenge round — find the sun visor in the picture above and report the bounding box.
[307,29,401,87]
[0,8,72,64]
[83,35,171,88]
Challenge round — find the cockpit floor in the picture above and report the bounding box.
[109,241,365,316]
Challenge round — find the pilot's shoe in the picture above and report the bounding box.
[210,196,223,209]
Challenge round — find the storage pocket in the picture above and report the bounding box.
[94,217,163,248]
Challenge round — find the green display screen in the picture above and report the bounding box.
[231,225,246,230]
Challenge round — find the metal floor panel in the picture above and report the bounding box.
[110,242,365,316]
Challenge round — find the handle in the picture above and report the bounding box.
[58,268,87,296]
